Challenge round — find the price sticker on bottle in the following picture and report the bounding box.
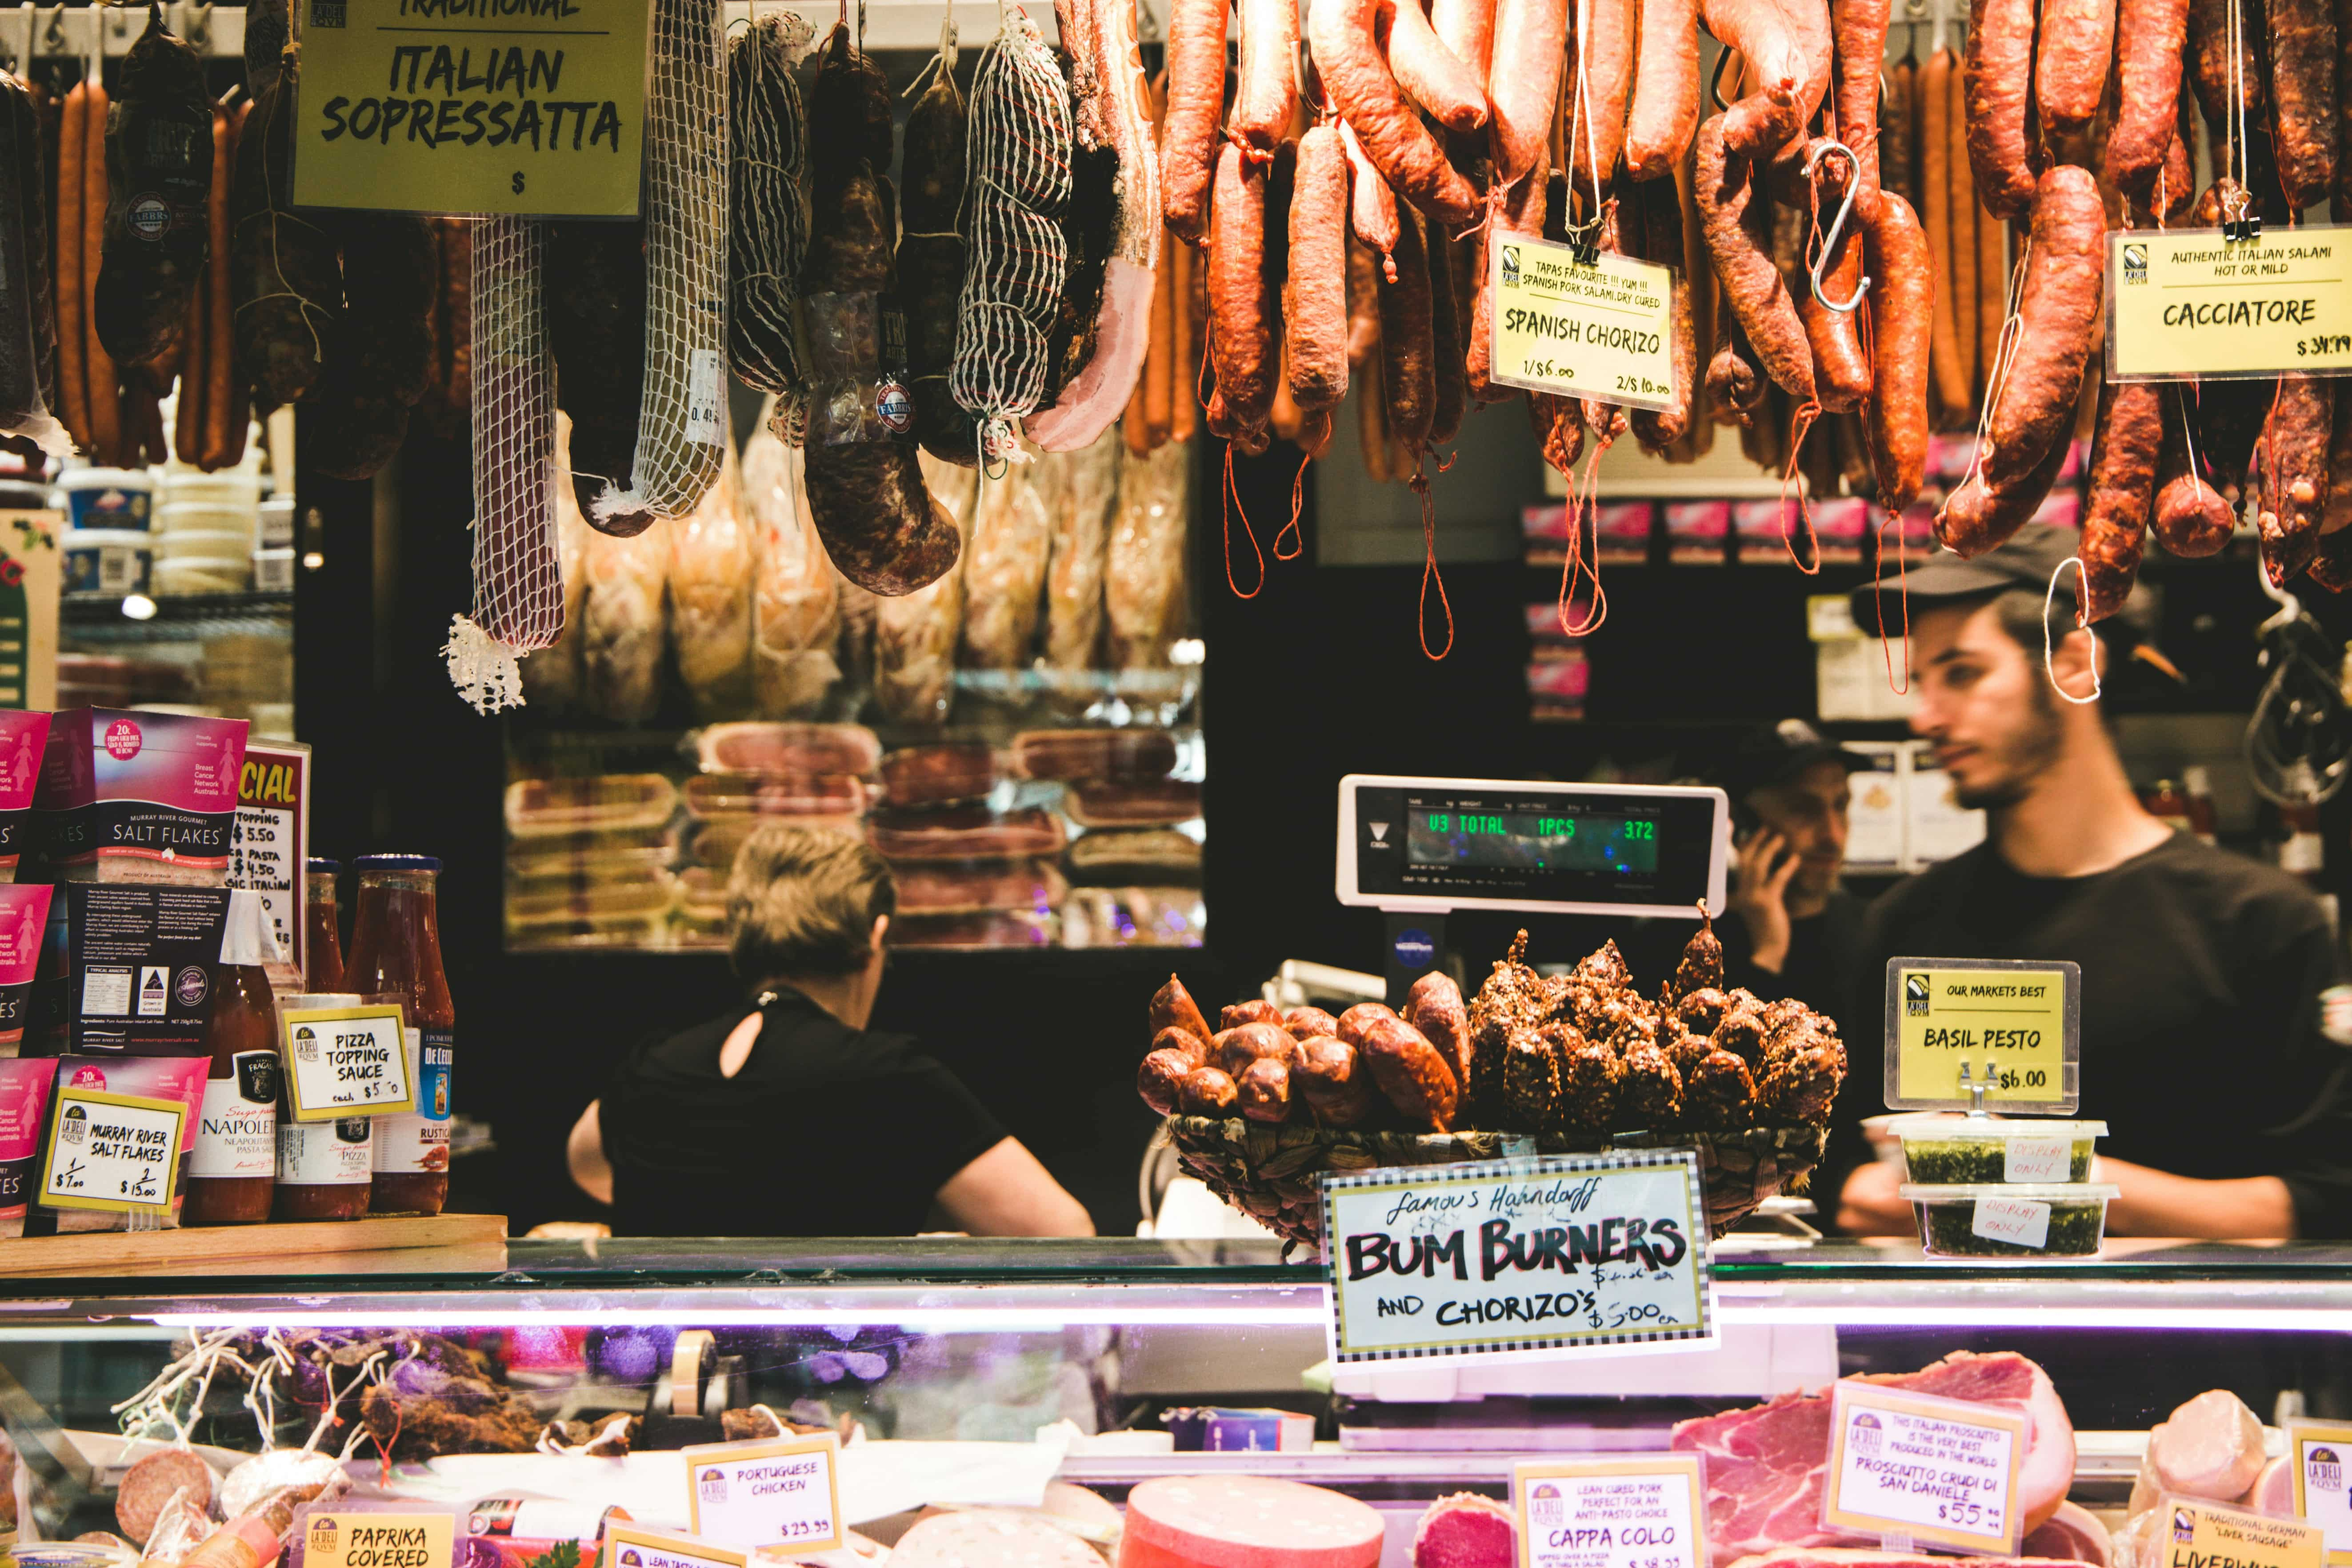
[682,1433,842,1554]
[601,1525,746,1568]
[39,1086,183,1213]
[281,1004,415,1122]
[1820,1383,2027,1555]
[1513,1454,1708,1568]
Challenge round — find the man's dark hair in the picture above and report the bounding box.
[1953,588,2130,718]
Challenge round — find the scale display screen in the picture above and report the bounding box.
[1340,775,1726,917]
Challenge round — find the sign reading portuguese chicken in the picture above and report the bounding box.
[292,0,654,218]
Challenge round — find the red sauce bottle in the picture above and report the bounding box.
[184,891,280,1225]
[307,858,345,992]
[347,853,453,1216]
[272,991,373,1220]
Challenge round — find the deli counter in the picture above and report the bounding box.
[3,1239,2352,1568]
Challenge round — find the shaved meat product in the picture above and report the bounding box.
[1106,440,1189,666]
[117,1450,215,1546]
[896,860,1068,915]
[744,408,842,719]
[580,516,669,723]
[1032,0,1162,450]
[680,772,864,819]
[1674,1352,2077,1565]
[1124,1476,1385,1568]
[698,723,882,776]
[1066,828,1201,881]
[2022,1502,2110,1566]
[875,452,977,724]
[868,806,1066,860]
[1414,1492,1516,1568]
[881,742,998,806]
[961,457,1054,668]
[506,776,679,836]
[2149,1391,2266,1500]
[1012,728,1179,779]
[1067,777,1201,825]
[1047,436,1120,668]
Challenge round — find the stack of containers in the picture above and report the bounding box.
[501,775,680,947]
[869,740,1067,947]
[152,470,263,596]
[56,468,155,599]
[677,766,871,944]
[1893,1115,2118,1259]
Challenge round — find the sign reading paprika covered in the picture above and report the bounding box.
[291,0,654,218]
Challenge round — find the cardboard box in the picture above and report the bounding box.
[32,708,248,884]
[0,510,60,713]
[31,884,230,1056]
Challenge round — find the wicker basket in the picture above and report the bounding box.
[1164,1116,1832,1252]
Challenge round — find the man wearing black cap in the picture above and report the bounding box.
[1715,720,1869,1027]
[1830,528,2352,1240]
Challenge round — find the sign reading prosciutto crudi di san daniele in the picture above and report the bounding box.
[292,0,653,218]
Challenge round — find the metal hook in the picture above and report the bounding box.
[1708,44,1736,111]
[182,0,211,53]
[1805,138,1873,313]
[39,4,62,54]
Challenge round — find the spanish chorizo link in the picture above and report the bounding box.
[1698,0,1829,156]
[1208,141,1278,436]
[1799,218,1871,411]
[2257,376,2332,583]
[1487,0,1569,186]
[1150,972,1216,1043]
[2036,0,2117,142]
[1314,0,1482,221]
[1863,191,1931,510]
[1937,407,2077,553]
[1234,0,1297,150]
[2078,380,2161,620]
[1378,204,1436,448]
[1832,0,1890,200]
[1629,172,1694,448]
[2107,0,2189,195]
[1571,0,1637,195]
[1288,124,1351,413]
[1695,116,1814,401]
[1360,1015,1459,1130]
[1380,0,1490,133]
[1977,167,2103,496]
[1339,120,1402,260]
[1160,0,1226,241]
[2268,0,2336,209]
[1426,219,1466,441]
[1963,0,2039,218]
[1625,0,1699,177]
[1432,0,1498,82]
[1920,48,1970,419]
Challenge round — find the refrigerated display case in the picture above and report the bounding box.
[2,1239,2349,1564]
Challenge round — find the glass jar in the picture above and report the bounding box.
[306,858,344,992]
[346,854,453,1216]
[272,991,372,1221]
[184,892,279,1225]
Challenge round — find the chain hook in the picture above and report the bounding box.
[1805,138,1874,313]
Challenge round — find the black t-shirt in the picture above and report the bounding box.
[1822,832,2352,1238]
[600,987,1010,1237]
[1719,888,1865,1036]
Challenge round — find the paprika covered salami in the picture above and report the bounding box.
[96,4,212,369]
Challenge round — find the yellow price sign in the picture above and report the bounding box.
[2108,226,2352,379]
[291,0,654,218]
[2164,1499,2326,1568]
[1884,957,2079,1111]
[1488,235,1677,408]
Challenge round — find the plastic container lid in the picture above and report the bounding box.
[1892,1116,2108,1142]
[308,857,341,874]
[355,853,444,872]
[1900,1183,2120,1202]
[59,468,153,490]
[60,527,154,549]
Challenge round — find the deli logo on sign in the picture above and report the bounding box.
[104,720,141,761]
[2124,242,2149,284]
[1905,973,1932,1015]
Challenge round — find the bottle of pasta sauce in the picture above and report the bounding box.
[272,992,373,1221]
[307,858,345,992]
[184,892,281,1225]
[347,854,453,1216]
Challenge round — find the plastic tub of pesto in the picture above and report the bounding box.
[1900,1182,2120,1258]
[1893,1115,2108,1183]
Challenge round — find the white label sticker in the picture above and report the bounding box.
[2001,1138,2072,1183]
[1823,1383,2026,1554]
[1972,1198,2052,1250]
[137,965,168,1016]
[683,1435,842,1553]
[684,350,726,446]
[40,1087,184,1211]
[282,1005,416,1121]
[1515,1456,1708,1568]
[82,968,130,1016]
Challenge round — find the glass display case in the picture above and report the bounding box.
[1,1240,2348,1563]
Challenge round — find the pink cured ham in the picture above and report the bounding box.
[1726,1552,2096,1568]
[1414,1492,1515,1568]
[681,772,865,820]
[697,722,881,778]
[2022,1501,2109,1566]
[1673,1352,2077,1567]
[2245,1456,2293,1515]
[1119,1476,1384,1568]
[867,806,1068,862]
[2148,1391,2265,1501]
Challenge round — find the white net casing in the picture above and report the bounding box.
[949,8,1072,460]
[443,215,563,714]
[727,11,813,411]
[595,0,728,524]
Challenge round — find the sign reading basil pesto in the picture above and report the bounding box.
[2108,226,2352,380]
[1488,236,1678,409]
[1321,1150,1713,1364]
[1884,957,2080,1112]
[292,0,654,218]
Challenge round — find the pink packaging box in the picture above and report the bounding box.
[0,882,52,1053]
[26,1052,207,1232]
[0,712,49,882]
[1592,501,1656,563]
[32,708,249,885]
[0,1057,55,1236]
[1814,496,1870,564]
[1663,500,1730,564]
[1527,653,1590,722]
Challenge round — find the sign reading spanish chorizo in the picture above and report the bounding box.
[2108,226,2352,380]
[1488,236,1679,410]
[1321,1150,1713,1364]
[291,0,653,218]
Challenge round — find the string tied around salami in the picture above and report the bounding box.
[1409,459,1454,658]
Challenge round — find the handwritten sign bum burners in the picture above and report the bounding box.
[1320,1151,1714,1364]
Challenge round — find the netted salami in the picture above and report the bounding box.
[727,10,812,409]
[745,397,841,716]
[899,26,982,464]
[950,8,1072,462]
[443,216,563,714]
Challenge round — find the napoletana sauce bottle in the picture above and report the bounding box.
[183,891,279,1225]
[272,989,373,1220]
[307,857,345,992]
[347,853,453,1216]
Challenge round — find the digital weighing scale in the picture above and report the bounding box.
[1336,774,1731,1005]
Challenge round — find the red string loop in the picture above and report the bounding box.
[1222,445,1266,598]
[1411,460,1455,659]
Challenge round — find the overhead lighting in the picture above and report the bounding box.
[120,595,156,621]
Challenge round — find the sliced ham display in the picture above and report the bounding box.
[1011,727,1180,781]
[880,741,1000,806]
[2021,1500,2110,1566]
[2148,1391,2266,1502]
[868,806,1068,861]
[896,860,1068,915]
[696,722,882,777]
[1119,1476,1385,1568]
[1413,1492,1516,1568]
[1673,1352,2078,1567]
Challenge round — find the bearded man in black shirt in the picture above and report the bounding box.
[1832,531,2352,1240]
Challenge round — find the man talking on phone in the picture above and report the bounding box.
[1711,720,1870,1029]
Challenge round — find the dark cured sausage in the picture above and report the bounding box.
[2311,392,2352,588]
[1360,1015,1459,1129]
[1287,124,1351,413]
[1426,218,1465,443]
[899,55,979,464]
[1377,205,1436,449]
[2188,0,2264,127]
[95,7,211,369]
[1208,141,1278,437]
[544,218,648,528]
[1976,167,2103,496]
[2078,380,2161,621]
[1862,191,1932,511]
[1937,409,2077,553]
[1963,0,2040,218]
[1629,174,1695,449]
[2107,0,2189,194]
[1160,0,1226,241]
[1314,0,1482,221]
[230,66,337,410]
[1177,1066,1239,1114]
[1151,974,1216,1042]
[1296,1035,1378,1126]
[1695,116,1814,401]
[1799,213,1871,412]
[1625,0,1699,177]
[2257,376,2332,582]
[1138,1047,1193,1112]
[1404,973,1471,1096]
[2268,0,2337,209]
